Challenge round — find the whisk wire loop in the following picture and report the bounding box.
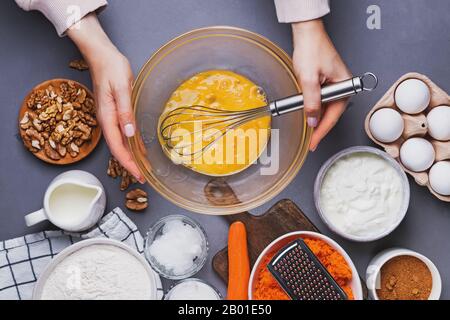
[159,104,270,158]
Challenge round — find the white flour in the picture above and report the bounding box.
[41,244,153,300]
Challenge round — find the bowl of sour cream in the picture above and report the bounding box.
[314,146,410,242]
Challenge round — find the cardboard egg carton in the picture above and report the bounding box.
[365,72,450,202]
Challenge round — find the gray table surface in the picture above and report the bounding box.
[1,0,449,299]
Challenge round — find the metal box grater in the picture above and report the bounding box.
[267,239,348,300]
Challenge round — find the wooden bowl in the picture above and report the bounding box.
[18,79,102,165]
[365,73,450,202]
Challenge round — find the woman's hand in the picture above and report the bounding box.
[68,14,143,182]
[292,19,351,151]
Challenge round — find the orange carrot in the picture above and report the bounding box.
[227,221,250,300]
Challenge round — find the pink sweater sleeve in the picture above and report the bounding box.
[15,0,108,36]
[274,0,330,23]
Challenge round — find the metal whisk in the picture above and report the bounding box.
[159,73,378,157]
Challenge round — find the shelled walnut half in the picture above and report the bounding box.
[107,157,123,178]
[108,157,146,212]
[126,189,148,211]
[69,59,89,71]
[107,156,137,191]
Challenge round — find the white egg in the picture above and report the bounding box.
[395,79,430,114]
[369,108,404,143]
[429,161,450,196]
[427,106,450,141]
[400,138,435,172]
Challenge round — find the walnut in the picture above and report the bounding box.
[119,168,138,191]
[83,97,95,113]
[57,144,67,157]
[50,131,62,143]
[27,90,47,109]
[55,123,65,133]
[38,111,51,121]
[44,141,61,160]
[76,89,87,104]
[48,138,57,149]
[107,156,138,191]
[107,157,123,178]
[26,111,41,130]
[62,102,74,111]
[23,135,39,153]
[20,81,97,161]
[20,122,32,130]
[20,112,30,124]
[72,101,81,110]
[32,118,43,132]
[24,128,45,154]
[68,142,79,157]
[39,104,58,121]
[69,59,89,71]
[56,101,63,113]
[25,128,44,146]
[74,138,84,147]
[20,112,32,130]
[48,118,56,128]
[60,132,74,146]
[75,122,92,140]
[125,189,148,211]
[31,140,41,150]
[120,170,132,191]
[62,108,74,121]
[60,121,77,146]
[72,131,83,139]
[79,111,97,126]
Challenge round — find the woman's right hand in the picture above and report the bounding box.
[292,19,352,152]
[68,14,144,182]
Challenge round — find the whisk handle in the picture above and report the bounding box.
[269,73,377,116]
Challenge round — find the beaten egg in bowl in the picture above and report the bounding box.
[158,70,271,176]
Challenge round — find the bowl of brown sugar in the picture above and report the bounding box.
[366,248,441,300]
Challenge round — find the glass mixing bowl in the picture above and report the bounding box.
[130,26,312,215]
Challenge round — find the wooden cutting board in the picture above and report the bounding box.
[204,179,368,299]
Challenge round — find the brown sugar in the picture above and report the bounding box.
[377,255,432,300]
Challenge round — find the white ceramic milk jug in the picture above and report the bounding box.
[24,170,106,232]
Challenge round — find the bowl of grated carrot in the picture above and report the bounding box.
[249,231,363,300]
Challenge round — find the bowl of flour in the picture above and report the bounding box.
[33,238,157,300]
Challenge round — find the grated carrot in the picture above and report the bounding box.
[253,237,354,300]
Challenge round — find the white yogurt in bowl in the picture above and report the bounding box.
[314,146,410,242]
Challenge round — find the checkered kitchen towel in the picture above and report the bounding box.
[0,208,163,300]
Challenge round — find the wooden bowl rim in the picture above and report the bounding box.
[18,78,102,165]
